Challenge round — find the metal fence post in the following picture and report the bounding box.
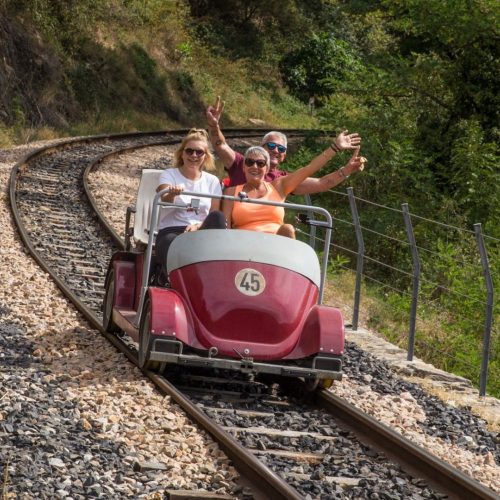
[402,204,420,361]
[347,188,364,330]
[473,223,494,397]
[303,194,317,249]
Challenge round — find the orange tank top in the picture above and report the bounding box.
[232,182,285,234]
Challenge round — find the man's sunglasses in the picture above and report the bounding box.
[264,142,287,153]
[184,148,206,157]
[244,158,267,168]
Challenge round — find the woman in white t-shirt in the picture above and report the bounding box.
[155,128,225,281]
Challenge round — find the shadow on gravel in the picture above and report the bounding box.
[0,320,40,368]
[0,319,143,498]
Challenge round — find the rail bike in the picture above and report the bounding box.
[102,169,344,388]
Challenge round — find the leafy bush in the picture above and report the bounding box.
[286,135,498,396]
[280,33,363,104]
[185,0,315,60]
[449,119,500,233]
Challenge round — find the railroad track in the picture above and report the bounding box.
[9,131,497,499]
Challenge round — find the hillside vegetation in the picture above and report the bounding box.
[0,0,498,395]
[0,0,317,139]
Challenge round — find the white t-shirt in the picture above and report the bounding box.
[157,168,222,230]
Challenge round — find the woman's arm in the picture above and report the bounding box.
[157,183,184,202]
[292,148,366,195]
[222,186,236,229]
[275,130,361,197]
[273,145,339,197]
[210,198,221,212]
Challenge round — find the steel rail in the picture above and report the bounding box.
[10,130,498,500]
[8,130,308,500]
[316,389,498,500]
[9,132,179,328]
[147,372,302,500]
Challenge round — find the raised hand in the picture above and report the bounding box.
[334,130,361,151]
[206,95,225,128]
[345,147,367,174]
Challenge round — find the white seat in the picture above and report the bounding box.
[133,169,162,245]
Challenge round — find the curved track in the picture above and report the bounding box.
[9,130,497,500]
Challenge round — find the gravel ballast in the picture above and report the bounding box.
[0,140,498,497]
[86,143,499,493]
[1,144,238,499]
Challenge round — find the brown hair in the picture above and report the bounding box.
[173,128,215,171]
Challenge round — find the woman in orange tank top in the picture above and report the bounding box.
[223,145,363,238]
[231,182,284,234]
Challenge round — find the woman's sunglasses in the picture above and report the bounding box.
[264,142,287,153]
[244,158,267,168]
[184,148,206,157]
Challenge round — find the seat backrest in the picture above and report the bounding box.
[133,169,162,245]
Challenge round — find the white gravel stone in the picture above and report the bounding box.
[1,140,498,497]
[87,143,499,494]
[0,142,239,498]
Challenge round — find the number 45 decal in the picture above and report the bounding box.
[235,268,266,296]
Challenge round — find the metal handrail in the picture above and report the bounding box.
[135,189,333,327]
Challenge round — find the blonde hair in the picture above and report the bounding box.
[174,128,215,171]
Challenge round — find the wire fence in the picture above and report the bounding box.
[297,187,498,397]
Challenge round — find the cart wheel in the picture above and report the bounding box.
[304,377,320,392]
[138,298,161,371]
[103,270,119,333]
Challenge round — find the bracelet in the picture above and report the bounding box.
[330,143,340,153]
[338,167,349,179]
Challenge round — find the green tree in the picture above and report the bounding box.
[185,0,315,59]
[280,32,363,104]
[306,0,499,229]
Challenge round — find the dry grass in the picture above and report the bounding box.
[324,270,386,334]
[0,124,15,148]
[187,48,317,129]
[324,270,464,359]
